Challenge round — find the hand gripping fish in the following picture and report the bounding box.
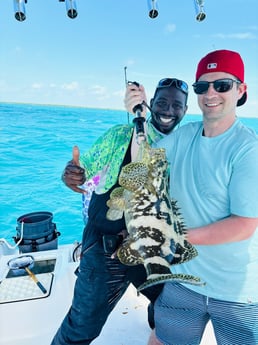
[106,141,203,291]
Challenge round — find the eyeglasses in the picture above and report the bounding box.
[192,78,241,95]
[157,78,188,94]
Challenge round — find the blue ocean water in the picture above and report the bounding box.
[0,103,257,245]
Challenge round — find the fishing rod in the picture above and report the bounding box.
[124,66,130,124]
[130,82,146,142]
[124,67,146,142]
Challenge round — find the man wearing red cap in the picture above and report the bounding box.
[127,49,258,345]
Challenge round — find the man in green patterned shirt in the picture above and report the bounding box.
[51,78,188,345]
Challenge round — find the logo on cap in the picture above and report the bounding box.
[207,63,217,69]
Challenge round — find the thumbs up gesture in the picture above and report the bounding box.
[62,145,86,193]
[72,145,80,165]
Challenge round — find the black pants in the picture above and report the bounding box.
[51,240,163,345]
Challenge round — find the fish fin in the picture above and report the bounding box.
[106,197,125,210]
[117,243,144,266]
[110,186,125,199]
[171,241,198,265]
[137,273,205,292]
[171,199,188,236]
[106,208,124,221]
[106,187,125,220]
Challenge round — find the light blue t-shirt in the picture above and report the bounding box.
[156,119,258,303]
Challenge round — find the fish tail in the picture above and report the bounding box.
[137,273,205,292]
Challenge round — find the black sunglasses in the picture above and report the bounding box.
[192,78,241,95]
[157,78,189,94]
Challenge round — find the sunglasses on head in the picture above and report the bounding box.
[157,78,189,94]
[192,78,241,95]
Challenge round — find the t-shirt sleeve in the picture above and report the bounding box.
[230,141,258,218]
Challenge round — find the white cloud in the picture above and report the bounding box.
[113,89,124,98]
[14,46,22,53]
[212,32,257,39]
[89,85,109,100]
[164,23,176,33]
[125,59,135,66]
[90,85,107,95]
[32,83,43,89]
[61,81,79,90]
[247,25,258,31]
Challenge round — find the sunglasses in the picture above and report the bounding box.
[192,78,241,95]
[157,78,189,94]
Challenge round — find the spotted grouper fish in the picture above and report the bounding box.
[106,141,203,291]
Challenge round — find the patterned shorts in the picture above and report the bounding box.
[155,282,258,345]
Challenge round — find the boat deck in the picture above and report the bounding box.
[0,244,216,345]
[92,285,217,345]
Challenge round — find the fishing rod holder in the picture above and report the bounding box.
[13,0,27,22]
[147,0,159,19]
[12,1,206,22]
[194,0,206,21]
[65,0,78,18]
[13,0,78,22]
[59,0,78,19]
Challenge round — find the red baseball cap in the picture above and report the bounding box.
[195,49,247,106]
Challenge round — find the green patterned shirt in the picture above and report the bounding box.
[79,121,165,194]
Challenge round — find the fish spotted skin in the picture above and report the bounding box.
[106,141,203,291]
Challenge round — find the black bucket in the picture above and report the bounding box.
[14,211,60,253]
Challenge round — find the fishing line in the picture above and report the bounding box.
[124,66,130,124]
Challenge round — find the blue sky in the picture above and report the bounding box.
[0,0,257,117]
